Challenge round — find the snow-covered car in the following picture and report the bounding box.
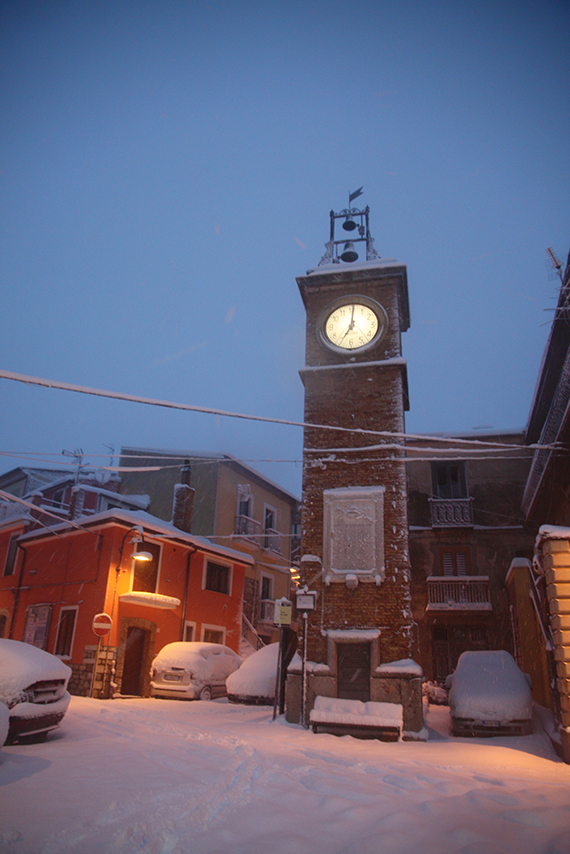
[0,639,72,744]
[226,643,279,704]
[447,650,533,737]
[0,701,9,747]
[150,642,241,701]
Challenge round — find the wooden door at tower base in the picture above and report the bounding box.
[121,627,149,695]
[337,642,371,702]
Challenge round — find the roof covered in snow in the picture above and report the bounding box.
[16,507,255,565]
[120,446,299,503]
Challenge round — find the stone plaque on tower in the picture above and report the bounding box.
[323,486,385,583]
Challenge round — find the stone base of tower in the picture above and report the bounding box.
[286,660,425,739]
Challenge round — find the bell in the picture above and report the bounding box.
[340,241,358,263]
[342,216,357,231]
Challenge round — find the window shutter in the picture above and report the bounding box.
[441,548,469,576]
[456,552,468,576]
[442,552,455,576]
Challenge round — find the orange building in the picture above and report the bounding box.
[0,506,252,698]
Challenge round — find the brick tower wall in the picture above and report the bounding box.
[300,361,412,664]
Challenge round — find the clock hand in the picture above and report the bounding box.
[339,307,356,341]
[339,321,355,342]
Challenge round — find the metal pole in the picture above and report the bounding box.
[301,612,308,728]
[272,626,283,721]
[89,637,101,698]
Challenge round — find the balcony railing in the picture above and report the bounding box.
[427,576,491,611]
[263,528,282,555]
[259,599,276,623]
[429,498,474,527]
[234,514,261,545]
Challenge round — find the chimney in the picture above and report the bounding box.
[27,491,45,530]
[68,486,85,521]
[172,483,195,534]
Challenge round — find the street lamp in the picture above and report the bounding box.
[117,525,153,571]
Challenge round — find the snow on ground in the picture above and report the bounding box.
[1,697,570,854]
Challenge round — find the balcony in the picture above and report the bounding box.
[259,599,276,623]
[427,576,491,611]
[263,528,282,555]
[234,514,261,545]
[429,498,474,527]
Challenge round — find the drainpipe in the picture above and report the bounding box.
[180,545,198,641]
[8,543,27,640]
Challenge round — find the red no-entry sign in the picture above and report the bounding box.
[92,613,113,637]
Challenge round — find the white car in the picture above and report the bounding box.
[226,643,280,705]
[447,650,533,737]
[150,642,241,701]
[0,701,9,747]
[0,639,72,744]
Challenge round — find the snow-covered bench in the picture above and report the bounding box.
[309,696,403,741]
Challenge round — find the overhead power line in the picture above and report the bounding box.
[0,368,546,452]
[0,489,96,536]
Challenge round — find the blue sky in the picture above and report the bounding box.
[1,0,569,498]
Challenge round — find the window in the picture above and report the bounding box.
[259,575,274,621]
[132,541,161,593]
[439,546,470,576]
[237,484,252,518]
[183,622,195,642]
[3,535,19,576]
[432,463,468,499]
[55,607,77,658]
[0,613,7,638]
[264,506,276,531]
[204,560,231,595]
[261,574,273,601]
[263,505,281,552]
[201,624,225,644]
[51,489,65,508]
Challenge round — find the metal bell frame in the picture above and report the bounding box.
[318,203,381,267]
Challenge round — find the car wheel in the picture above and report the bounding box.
[199,686,212,701]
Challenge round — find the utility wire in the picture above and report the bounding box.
[0,368,549,452]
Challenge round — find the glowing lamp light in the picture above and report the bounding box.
[133,550,153,562]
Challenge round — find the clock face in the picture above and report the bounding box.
[321,299,387,352]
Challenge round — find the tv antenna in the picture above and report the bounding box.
[62,447,84,483]
[547,247,563,283]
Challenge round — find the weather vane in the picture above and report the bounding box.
[318,187,381,266]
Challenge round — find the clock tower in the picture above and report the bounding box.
[287,196,423,736]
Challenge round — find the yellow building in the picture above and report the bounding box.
[118,447,300,647]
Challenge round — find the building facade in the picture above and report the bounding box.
[118,448,300,646]
[407,431,536,683]
[0,501,252,698]
[507,251,570,761]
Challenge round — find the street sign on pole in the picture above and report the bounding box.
[296,588,317,612]
[92,613,113,637]
[273,597,292,627]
